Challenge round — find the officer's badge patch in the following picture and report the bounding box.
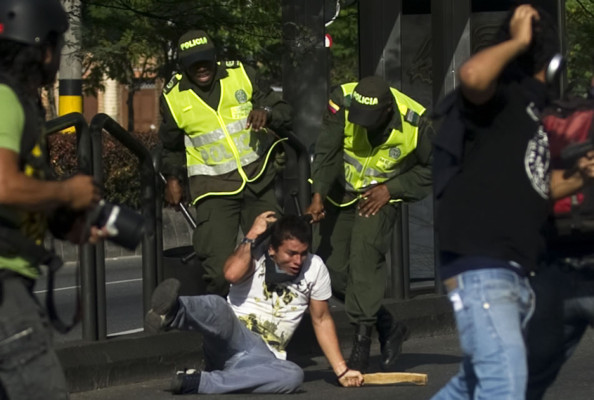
[328,99,340,114]
[235,89,248,104]
[163,74,180,94]
[389,147,401,159]
[404,109,420,126]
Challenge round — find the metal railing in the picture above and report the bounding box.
[88,113,158,342]
[46,113,158,341]
[44,112,422,341]
[45,113,97,340]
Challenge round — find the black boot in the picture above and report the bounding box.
[347,325,372,372]
[376,306,410,370]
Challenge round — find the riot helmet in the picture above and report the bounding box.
[0,0,69,46]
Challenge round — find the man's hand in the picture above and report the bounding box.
[64,215,109,245]
[509,4,539,51]
[224,211,277,283]
[164,177,183,207]
[305,193,326,222]
[246,108,269,130]
[245,211,277,240]
[577,150,594,180]
[358,184,390,217]
[338,369,364,387]
[63,174,101,210]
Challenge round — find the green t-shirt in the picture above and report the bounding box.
[0,84,24,152]
[0,84,40,279]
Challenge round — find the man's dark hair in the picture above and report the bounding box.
[0,31,61,95]
[0,40,45,95]
[269,215,311,250]
[497,2,559,78]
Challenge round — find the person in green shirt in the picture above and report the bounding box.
[306,76,435,372]
[159,30,293,297]
[0,1,106,398]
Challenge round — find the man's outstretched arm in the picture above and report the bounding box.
[309,298,364,387]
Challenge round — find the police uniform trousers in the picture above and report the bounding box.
[313,201,399,326]
[0,273,69,400]
[193,178,281,297]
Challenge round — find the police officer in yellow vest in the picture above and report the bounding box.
[159,30,292,297]
[306,76,434,372]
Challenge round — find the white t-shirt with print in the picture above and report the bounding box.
[228,253,332,359]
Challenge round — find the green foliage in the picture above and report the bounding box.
[565,0,594,96]
[48,131,159,209]
[326,4,359,87]
[80,0,284,87]
[80,1,164,95]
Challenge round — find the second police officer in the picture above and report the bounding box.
[306,76,435,371]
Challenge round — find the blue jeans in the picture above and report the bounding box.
[431,268,535,400]
[170,295,303,394]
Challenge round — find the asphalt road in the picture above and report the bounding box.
[33,256,144,342]
[69,328,594,400]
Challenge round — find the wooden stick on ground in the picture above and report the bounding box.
[362,372,428,386]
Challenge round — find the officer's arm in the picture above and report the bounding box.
[244,64,293,134]
[223,211,277,283]
[383,115,435,202]
[158,96,187,182]
[310,87,346,198]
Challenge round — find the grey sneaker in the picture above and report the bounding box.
[171,369,201,394]
[144,278,181,333]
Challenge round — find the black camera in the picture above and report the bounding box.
[86,200,145,250]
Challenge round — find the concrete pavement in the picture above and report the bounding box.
[57,291,455,393]
[69,329,594,400]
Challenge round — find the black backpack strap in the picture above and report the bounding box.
[0,226,80,333]
[45,260,81,334]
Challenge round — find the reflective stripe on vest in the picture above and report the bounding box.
[163,62,282,202]
[327,82,425,207]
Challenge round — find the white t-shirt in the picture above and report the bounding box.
[228,253,332,359]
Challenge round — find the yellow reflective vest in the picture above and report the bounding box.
[328,82,426,207]
[163,62,284,204]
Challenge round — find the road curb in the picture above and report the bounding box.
[58,293,454,393]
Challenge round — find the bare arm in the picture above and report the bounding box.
[0,148,100,212]
[309,298,363,387]
[459,4,538,105]
[223,211,277,284]
[550,150,594,200]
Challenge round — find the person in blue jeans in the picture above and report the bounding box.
[431,4,593,399]
[145,212,363,394]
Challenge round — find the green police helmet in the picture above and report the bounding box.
[0,0,69,46]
